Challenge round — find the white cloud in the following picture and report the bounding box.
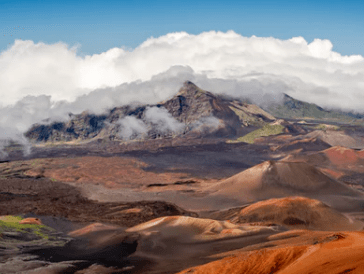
[117,116,148,140]
[144,106,185,134]
[0,30,364,151]
[116,106,222,141]
[117,106,185,140]
[1,32,363,110]
[0,31,364,107]
[193,116,222,129]
[0,40,82,105]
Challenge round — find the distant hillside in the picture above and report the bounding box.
[25,81,276,143]
[266,93,362,123]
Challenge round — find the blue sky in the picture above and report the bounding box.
[1,0,364,56]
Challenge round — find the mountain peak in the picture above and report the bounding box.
[177,81,210,98]
[182,80,199,90]
[25,82,276,142]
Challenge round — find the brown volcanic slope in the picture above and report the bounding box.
[268,128,364,160]
[209,160,364,211]
[232,196,363,231]
[0,178,196,228]
[305,130,364,149]
[270,137,331,154]
[177,230,364,274]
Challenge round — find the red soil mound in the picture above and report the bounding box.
[19,217,42,225]
[323,146,361,166]
[178,231,364,274]
[234,196,363,231]
[68,223,120,237]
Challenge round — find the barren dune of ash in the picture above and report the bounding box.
[233,196,363,231]
[209,160,364,211]
[121,215,281,273]
[126,215,276,242]
[63,216,283,273]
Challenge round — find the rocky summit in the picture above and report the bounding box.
[25,81,275,143]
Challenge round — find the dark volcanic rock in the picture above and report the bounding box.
[26,112,107,142]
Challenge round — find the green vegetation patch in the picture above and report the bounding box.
[0,215,22,223]
[0,215,53,240]
[314,124,340,131]
[228,124,285,144]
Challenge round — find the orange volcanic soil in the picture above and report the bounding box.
[234,196,363,231]
[178,230,364,274]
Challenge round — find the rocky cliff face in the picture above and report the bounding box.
[25,113,108,142]
[266,93,361,123]
[25,81,276,143]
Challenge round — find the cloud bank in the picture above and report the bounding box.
[0,30,364,153]
[116,106,222,141]
[1,31,363,109]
